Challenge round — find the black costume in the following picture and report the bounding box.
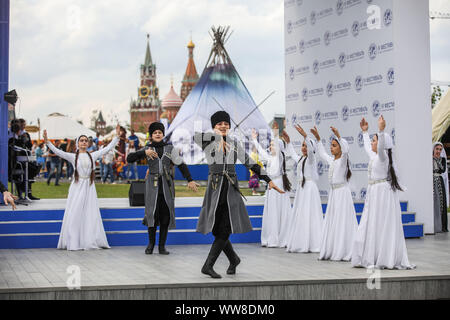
[196,111,272,278]
[127,122,193,255]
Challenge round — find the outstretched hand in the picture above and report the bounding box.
[187,181,200,192]
[3,192,18,211]
[43,130,48,144]
[268,181,285,194]
[330,127,341,139]
[282,131,291,144]
[294,125,307,138]
[145,148,158,160]
[378,115,386,132]
[360,118,369,132]
[310,126,321,141]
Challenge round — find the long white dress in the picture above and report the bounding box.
[47,137,119,251]
[286,138,324,253]
[351,132,415,269]
[318,138,358,261]
[252,139,292,248]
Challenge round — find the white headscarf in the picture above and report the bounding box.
[433,142,449,208]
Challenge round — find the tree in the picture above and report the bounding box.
[432,86,443,108]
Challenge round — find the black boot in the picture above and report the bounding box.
[28,193,40,201]
[201,238,226,279]
[223,240,241,275]
[442,212,449,232]
[145,227,156,254]
[158,225,170,255]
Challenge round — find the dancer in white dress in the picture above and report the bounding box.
[352,116,415,269]
[284,125,324,253]
[44,126,120,251]
[311,126,358,261]
[251,130,292,248]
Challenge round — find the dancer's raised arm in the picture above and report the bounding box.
[44,130,75,163]
[251,129,270,161]
[360,118,376,160]
[312,126,333,165]
[377,116,387,162]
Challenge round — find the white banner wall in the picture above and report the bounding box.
[284,0,433,233]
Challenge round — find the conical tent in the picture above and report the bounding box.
[167,26,271,164]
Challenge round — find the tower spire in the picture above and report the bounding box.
[144,34,153,66]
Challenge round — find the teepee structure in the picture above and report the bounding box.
[167,26,271,164]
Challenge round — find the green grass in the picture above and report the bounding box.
[26,181,256,199]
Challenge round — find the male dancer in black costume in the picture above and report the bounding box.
[195,111,284,278]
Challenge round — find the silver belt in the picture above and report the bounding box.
[368,178,387,185]
[78,176,91,180]
[331,183,347,190]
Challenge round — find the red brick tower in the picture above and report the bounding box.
[130,35,162,133]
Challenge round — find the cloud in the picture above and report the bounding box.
[9,0,450,130]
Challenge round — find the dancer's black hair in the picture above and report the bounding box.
[281,151,291,192]
[374,134,403,192]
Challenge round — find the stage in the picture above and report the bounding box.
[0,233,449,300]
[0,197,424,249]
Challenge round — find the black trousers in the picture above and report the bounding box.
[212,179,231,241]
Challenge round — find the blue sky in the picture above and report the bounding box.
[8,0,450,128]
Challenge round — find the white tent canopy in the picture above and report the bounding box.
[432,90,450,142]
[29,113,97,141]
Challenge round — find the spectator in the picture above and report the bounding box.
[66,140,76,180]
[116,156,126,181]
[35,143,46,176]
[118,126,127,156]
[60,139,68,179]
[101,140,116,184]
[128,129,140,150]
[126,141,139,180]
[87,137,97,153]
[47,140,62,186]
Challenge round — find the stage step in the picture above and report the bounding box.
[0,200,423,249]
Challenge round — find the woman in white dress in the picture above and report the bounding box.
[44,125,120,251]
[251,130,292,248]
[284,125,324,253]
[311,126,358,261]
[352,116,415,269]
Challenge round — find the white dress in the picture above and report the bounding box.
[286,138,324,253]
[252,139,292,248]
[318,138,358,261]
[47,137,119,251]
[351,132,415,269]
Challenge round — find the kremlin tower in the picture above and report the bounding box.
[130,35,162,133]
[180,38,199,102]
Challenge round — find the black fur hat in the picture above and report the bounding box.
[211,111,231,128]
[148,122,165,136]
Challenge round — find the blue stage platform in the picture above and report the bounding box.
[0,197,423,249]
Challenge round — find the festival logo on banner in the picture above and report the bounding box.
[286,92,300,102]
[352,162,369,172]
[311,7,333,26]
[334,80,352,93]
[372,100,395,118]
[302,87,309,101]
[327,82,334,97]
[342,105,368,122]
[384,9,393,27]
[351,20,369,37]
[387,68,395,85]
[291,113,297,126]
[343,136,355,145]
[298,37,321,54]
[314,110,322,125]
[338,52,346,68]
[336,0,363,16]
[368,43,377,60]
[313,60,320,74]
[285,44,297,55]
[284,0,295,8]
[360,187,367,200]
[297,114,313,124]
[289,66,295,80]
[364,73,383,87]
[355,75,363,92]
[357,132,365,148]
[324,27,349,46]
[315,58,337,74]
[317,160,330,176]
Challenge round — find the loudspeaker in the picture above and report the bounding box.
[129,181,146,206]
[4,90,18,106]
